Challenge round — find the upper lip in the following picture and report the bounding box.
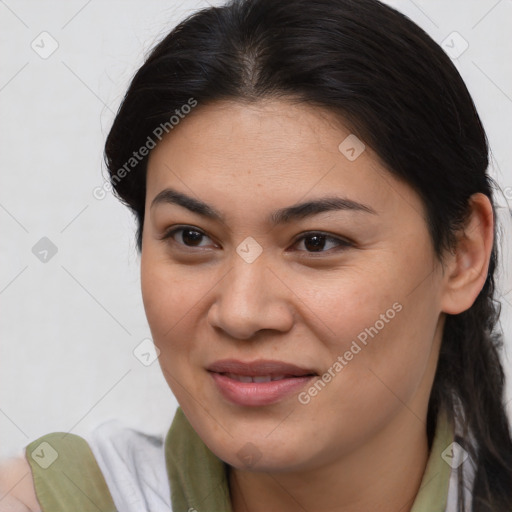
[207,359,317,377]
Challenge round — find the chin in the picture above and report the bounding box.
[204,429,316,472]
[224,448,308,473]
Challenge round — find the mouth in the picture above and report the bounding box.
[221,373,295,383]
[207,359,317,406]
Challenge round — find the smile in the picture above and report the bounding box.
[207,359,317,406]
[222,373,288,382]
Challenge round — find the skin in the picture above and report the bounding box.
[139,98,493,512]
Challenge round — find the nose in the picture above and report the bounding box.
[207,255,294,340]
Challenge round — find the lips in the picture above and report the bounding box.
[207,359,317,406]
[207,359,317,378]
[223,373,287,383]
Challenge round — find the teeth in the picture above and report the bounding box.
[224,373,288,383]
[252,375,271,383]
[225,373,252,382]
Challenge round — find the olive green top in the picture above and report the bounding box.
[26,432,117,512]
[26,407,454,511]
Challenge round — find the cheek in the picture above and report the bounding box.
[140,251,199,351]
[140,248,222,370]
[299,252,440,406]
[140,255,209,403]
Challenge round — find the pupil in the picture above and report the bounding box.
[305,235,325,252]
[183,229,202,246]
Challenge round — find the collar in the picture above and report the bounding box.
[164,407,453,511]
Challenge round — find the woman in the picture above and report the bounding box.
[1,0,511,510]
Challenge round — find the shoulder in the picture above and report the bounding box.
[1,431,117,512]
[0,456,40,511]
[2,421,172,512]
[25,430,117,512]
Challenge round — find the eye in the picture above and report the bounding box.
[161,227,352,254]
[161,226,215,248]
[291,232,352,254]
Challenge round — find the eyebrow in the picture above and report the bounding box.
[150,187,377,225]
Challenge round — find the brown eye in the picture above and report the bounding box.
[179,228,204,246]
[162,226,214,248]
[293,232,351,253]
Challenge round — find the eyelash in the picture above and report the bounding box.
[160,225,352,255]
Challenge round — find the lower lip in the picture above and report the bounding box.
[209,372,315,406]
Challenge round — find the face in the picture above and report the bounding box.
[141,99,445,472]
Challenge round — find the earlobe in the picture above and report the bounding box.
[440,193,494,315]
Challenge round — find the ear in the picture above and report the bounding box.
[440,193,494,315]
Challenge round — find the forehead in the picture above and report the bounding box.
[149,98,356,167]
[145,99,423,223]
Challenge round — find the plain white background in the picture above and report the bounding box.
[1,0,511,458]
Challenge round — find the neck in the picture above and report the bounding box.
[228,410,430,512]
